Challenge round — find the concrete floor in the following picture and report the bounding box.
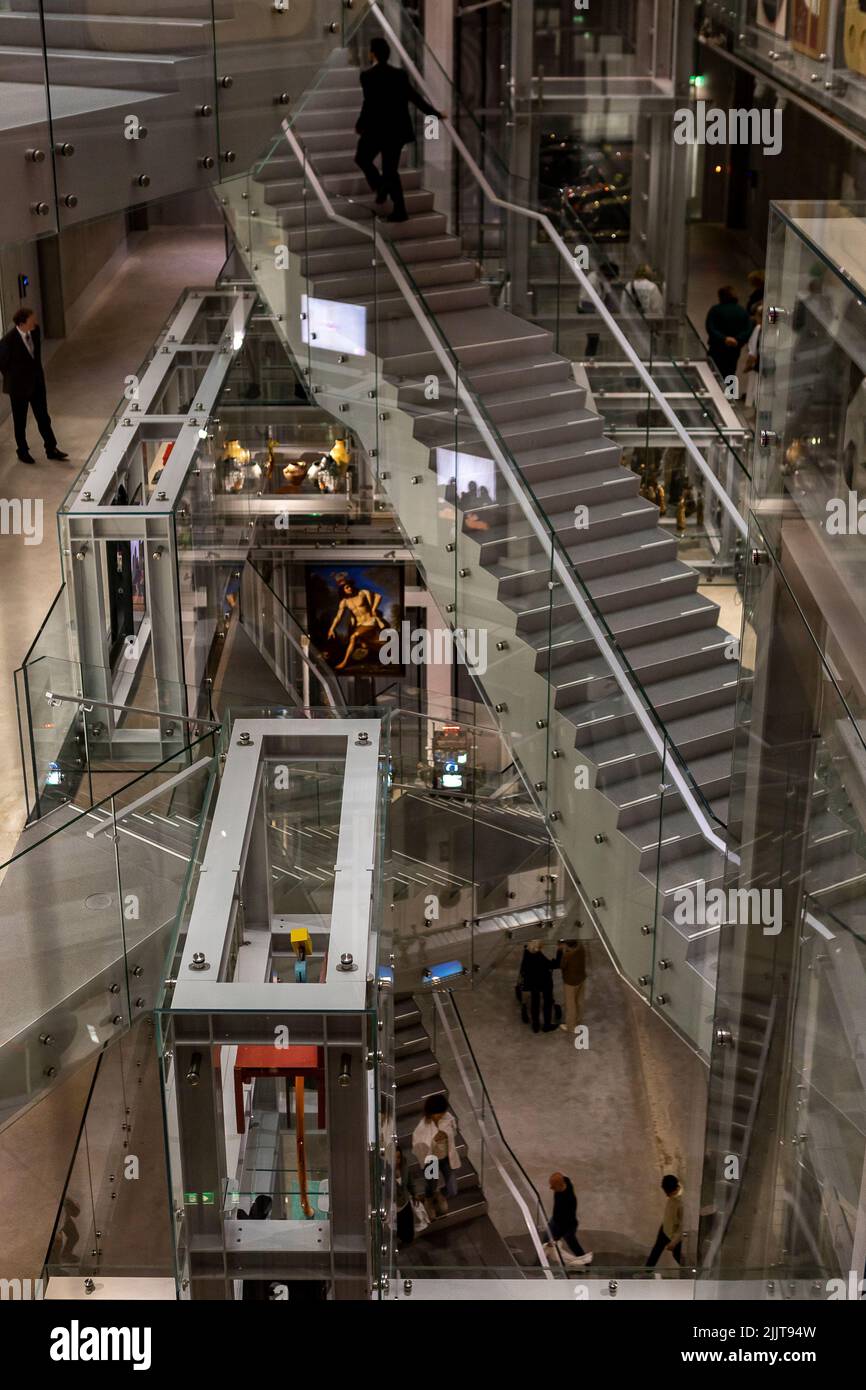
[0,225,225,1283]
[427,943,708,1271]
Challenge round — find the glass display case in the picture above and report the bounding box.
[755,200,866,610]
[155,712,391,1300]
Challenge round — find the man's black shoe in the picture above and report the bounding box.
[386,211,409,223]
[47,449,69,460]
[374,189,388,205]
[17,451,35,464]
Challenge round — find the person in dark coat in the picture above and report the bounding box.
[354,36,441,223]
[705,286,752,382]
[546,1172,592,1263]
[519,939,556,1032]
[0,305,67,464]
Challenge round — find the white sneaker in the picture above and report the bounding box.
[573,1251,593,1266]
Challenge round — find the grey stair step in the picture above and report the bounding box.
[259,168,423,206]
[285,209,446,255]
[632,795,732,862]
[498,550,695,615]
[15,0,235,12]
[395,1049,440,1085]
[0,11,214,50]
[395,1075,449,1118]
[471,466,639,539]
[424,351,575,401]
[409,379,587,430]
[293,104,362,134]
[0,42,191,88]
[279,187,434,230]
[416,404,605,457]
[537,624,731,688]
[300,232,462,277]
[605,748,733,817]
[381,306,554,378]
[580,693,737,769]
[394,1021,430,1057]
[395,996,422,1030]
[414,1188,490,1232]
[345,277,491,320]
[657,846,727,908]
[312,254,476,299]
[515,589,718,650]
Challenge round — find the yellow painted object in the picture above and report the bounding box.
[290,927,313,957]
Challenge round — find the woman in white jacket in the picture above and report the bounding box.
[412,1092,460,1219]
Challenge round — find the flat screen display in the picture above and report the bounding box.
[435,447,497,506]
[301,294,367,357]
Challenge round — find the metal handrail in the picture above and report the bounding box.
[433,991,560,1276]
[279,120,730,862]
[370,0,749,542]
[243,558,348,713]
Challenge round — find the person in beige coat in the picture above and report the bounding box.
[412,1093,460,1219]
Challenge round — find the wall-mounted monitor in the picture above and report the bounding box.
[300,294,367,357]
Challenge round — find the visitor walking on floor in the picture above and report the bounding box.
[545,1173,593,1265]
[646,1173,685,1268]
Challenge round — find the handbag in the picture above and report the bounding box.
[412,1199,431,1234]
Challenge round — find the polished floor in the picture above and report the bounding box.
[0,224,225,873]
[0,225,225,1283]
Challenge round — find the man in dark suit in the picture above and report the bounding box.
[354,36,442,224]
[0,305,68,464]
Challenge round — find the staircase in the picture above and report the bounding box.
[394,992,517,1268]
[221,49,738,1052]
[224,42,866,1060]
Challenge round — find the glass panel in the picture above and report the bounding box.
[0,31,57,245]
[41,0,219,230]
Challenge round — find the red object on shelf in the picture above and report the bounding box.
[233,1044,325,1133]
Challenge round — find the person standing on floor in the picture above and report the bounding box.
[705,286,752,383]
[746,268,765,316]
[412,1092,460,1219]
[556,938,588,1034]
[646,1173,685,1268]
[0,306,68,464]
[354,37,442,224]
[519,939,557,1033]
[545,1173,593,1265]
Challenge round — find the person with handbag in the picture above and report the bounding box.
[412,1093,460,1219]
[545,1173,593,1266]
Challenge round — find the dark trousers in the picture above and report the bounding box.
[355,135,407,216]
[10,385,56,454]
[646,1225,683,1268]
[530,983,553,1031]
[550,1224,585,1257]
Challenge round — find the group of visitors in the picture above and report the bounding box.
[517,937,588,1034]
[705,268,764,407]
